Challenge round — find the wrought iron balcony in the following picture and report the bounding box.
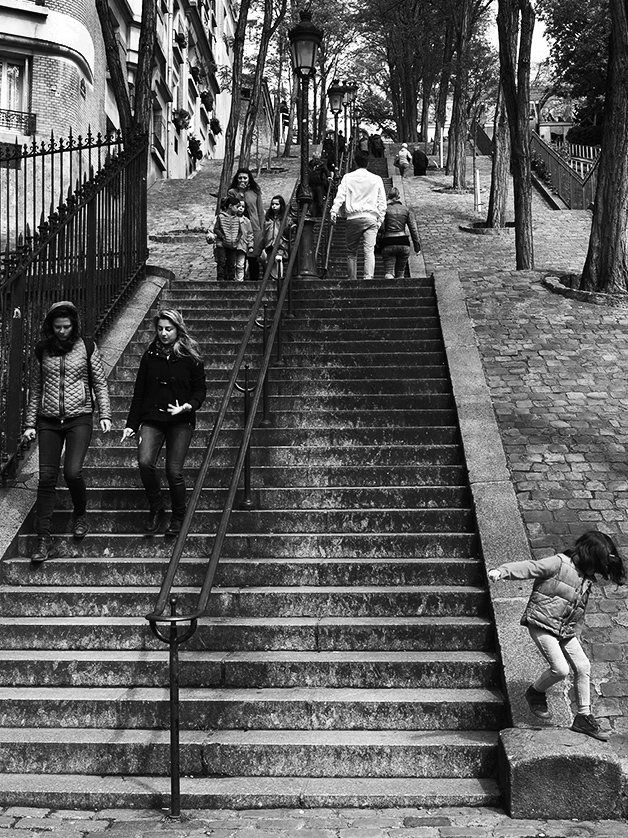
[0,109,37,135]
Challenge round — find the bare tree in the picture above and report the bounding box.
[497,0,535,269]
[239,0,287,168]
[581,0,628,292]
[95,0,157,141]
[218,0,254,204]
[486,83,511,227]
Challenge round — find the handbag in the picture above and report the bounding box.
[393,156,400,169]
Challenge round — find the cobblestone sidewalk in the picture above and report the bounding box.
[2,805,627,838]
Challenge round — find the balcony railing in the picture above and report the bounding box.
[0,109,37,136]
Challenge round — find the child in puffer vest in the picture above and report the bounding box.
[489,530,625,741]
[210,194,254,282]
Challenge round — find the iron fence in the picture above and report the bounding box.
[531,132,598,210]
[0,130,149,483]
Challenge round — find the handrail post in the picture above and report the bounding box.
[275,305,285,366]
[240,364,254,509]
[259,305,272,428]
[168,596,182,818]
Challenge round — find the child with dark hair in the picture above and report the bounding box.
[489,530,626,741]
[206,196,231,281]
[262,195,292,280]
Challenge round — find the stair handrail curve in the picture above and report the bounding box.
[146,188,299,629]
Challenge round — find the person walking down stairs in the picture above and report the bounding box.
[121,309,206,537]
[330,151,386,281]
[22,301,112,564]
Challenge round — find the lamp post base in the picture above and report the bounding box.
[297,215,319,278]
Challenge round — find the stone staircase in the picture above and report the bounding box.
[0,203,505,807]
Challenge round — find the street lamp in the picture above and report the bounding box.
[343,82,357,149]
[327,79,344,169]
[288,8,323,278]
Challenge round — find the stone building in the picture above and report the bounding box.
[0,0,234,183]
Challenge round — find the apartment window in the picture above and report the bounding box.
[0,57,35,135]
[0,57,25,112]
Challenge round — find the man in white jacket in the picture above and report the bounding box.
[330,153,386,281]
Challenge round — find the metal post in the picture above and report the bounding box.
[85,195,96,336]
[333,111,339,170]
[168,596,181,818]
[259,306,272,427]
[4,273,25,482]
[297,75,318,278]
[240,365,254,509]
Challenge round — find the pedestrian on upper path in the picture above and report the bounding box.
[378,186,421,279]
[121,309,206,538]
[488,529,625,742]
[412,145,429,176]
[228,168,264,281]
[330,151,386,282]
[22,301,112,563]
[395,142,412,177]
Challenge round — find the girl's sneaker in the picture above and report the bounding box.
[525,685,551,718]
[571,713,609,742]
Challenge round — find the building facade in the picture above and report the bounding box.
[0,0,234,184]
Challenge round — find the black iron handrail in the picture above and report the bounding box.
[145,186,302,816]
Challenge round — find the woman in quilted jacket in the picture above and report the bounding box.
[121,309,206,537]
[22,301,112,563]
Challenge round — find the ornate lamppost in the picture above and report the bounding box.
[327,79,345,170]
[288,8,323,278]
[343,82,358,152]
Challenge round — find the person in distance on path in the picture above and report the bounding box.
[488,529,625,741]
[330,152,386,281]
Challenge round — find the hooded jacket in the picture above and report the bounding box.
[24,301,111,428]
[496,552,592,639]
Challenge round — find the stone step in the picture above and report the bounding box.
[106,392,455,413]
[0,728,498,778]
[0,585,487,619]
[18,532,476,558]
[0,649,499,688]
[46,507,474,535]
[106,408,459,429]
[0,687,504,730]
[5,555,483,588]
[0,615,493,651]
[0,773,501,809]
[108,374,452,396]
[78,464,468,488]
[51,485,471,511]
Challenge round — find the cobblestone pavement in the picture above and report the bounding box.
[1,805,627,838]
[82,153,628,834]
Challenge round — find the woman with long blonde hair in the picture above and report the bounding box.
[121,309,206,536]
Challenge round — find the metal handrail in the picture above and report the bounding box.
[145,184,303,816]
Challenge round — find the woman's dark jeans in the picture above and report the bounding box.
[137,421,194,519]
[37,414,93,537]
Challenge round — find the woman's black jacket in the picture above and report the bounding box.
[126,343,206,432]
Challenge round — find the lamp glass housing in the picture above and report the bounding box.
[327,82,345,115]
[288,11,323,78]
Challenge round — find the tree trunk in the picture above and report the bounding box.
[282,78,296,157]
[449,0,472,189]
[218,0,252,206]
[497,0,535,269]
[433,20,454,155]
[486,83,511,227]
[581,0,628,292]
[238,0,286,168]
[420,75,434,144]
[133,0,157,136]
[95,0,134,142]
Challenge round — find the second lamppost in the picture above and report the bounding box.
[288,9,323,278]
[327,79,345,170]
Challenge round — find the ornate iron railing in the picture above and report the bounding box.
[0,130,149,483]
[0,109,36,136]
[531,131,598,210]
